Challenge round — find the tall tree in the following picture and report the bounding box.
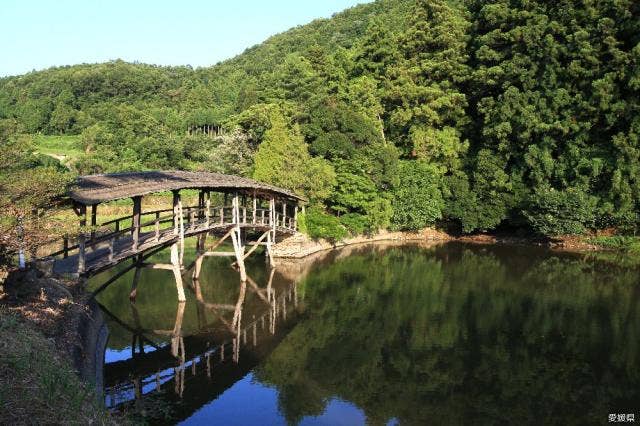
[253,110,335,202]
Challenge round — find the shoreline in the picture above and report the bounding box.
[271,228,603,259]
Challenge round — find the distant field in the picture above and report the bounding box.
[33,134,83,162]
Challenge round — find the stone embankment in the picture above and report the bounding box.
[271,228,452,258]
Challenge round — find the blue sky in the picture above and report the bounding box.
[1,0,371,77]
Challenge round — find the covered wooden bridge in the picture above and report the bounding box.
[47,171,305,301]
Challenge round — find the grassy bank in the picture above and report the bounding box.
[0,310,116,424]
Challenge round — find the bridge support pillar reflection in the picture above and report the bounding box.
[171,243,186,302]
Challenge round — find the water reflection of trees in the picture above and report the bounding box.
[255,244,640,425]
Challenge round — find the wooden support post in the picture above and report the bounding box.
[170,301,186,357]
[63,236,69,258]
[132,196,142,252]
[108,237,115,262]
[230,229,246,282]
[178,198,185,266]
[155,211,160,241]
[232,193,239,224]
[198,190,205,219]
[294,206,298,231]
[78,205,87,274]
[205,191,211,226]
[252,197,257,224]
[192,234,205,281]
[265,230,275,268]
[129,255,142,301]
[90,204,97,241]
[282,202,286,227]
[171,243,186,302]
[270,197,276,240]
[172,190,180,235]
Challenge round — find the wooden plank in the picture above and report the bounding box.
[140,262,174,270]
[203,252,235,257]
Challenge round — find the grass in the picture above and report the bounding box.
[33,134,84,162]
[0,310,120,425]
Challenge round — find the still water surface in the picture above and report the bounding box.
[92,242,640,425]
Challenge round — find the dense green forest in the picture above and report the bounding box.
[1,0,640,243]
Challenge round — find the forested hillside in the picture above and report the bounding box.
[1,0,639,240]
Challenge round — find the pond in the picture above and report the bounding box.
[91,241,640,425]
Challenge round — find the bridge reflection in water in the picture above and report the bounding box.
[97,256,305,421]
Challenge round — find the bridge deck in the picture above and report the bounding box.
[52,218,294,276]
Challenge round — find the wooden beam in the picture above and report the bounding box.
[90,204,97,241]
[205,191,211,226]
[131,196,142,251]
[252,197,257,224]
[129,255,142,300]
[78,204,87,274]
[172,190,180,235]
[230,229,246,282]
[203,251,236,257]
[140,262,175,270]
[206,228,234,252]
[171,243,186,302]
[242,231,269,260]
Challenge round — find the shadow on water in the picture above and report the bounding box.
[90,240,640,425]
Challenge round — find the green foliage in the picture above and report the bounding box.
[391,160,444,230]
[296,211,308,235]
[588,236,640,255]
[524,187,598,236]
[253,110,335,202]
[0,135,75,269]
[303,207,347,242]
[339,213,368,236]
[2,0,640,236]
[204,129,255,176]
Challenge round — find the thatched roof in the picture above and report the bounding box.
[69,171,306,205]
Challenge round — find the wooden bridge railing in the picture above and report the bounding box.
[43,203,298,264]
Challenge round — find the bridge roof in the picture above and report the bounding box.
[69,171,306,205]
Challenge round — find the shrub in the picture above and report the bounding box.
[523,186,598,235]
[339,213,368,236]
[304,207,347,242]
[391,160,444,231]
